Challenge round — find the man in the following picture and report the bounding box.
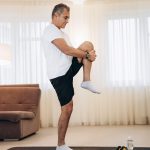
[42,3,100,150]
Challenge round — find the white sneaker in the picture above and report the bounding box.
[81,81,100,94]
[56,144,73,150]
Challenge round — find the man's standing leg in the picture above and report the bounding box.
[57,100,73,150]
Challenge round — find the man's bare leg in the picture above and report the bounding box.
[82,58,92,81]
[57,100,73,150]
[78,41,100,94]
[80,54,100,94]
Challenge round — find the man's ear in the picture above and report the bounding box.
[55,12,60,17]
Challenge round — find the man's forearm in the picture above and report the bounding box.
[65,46,86,58]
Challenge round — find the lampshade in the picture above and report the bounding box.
[0,44,12,65]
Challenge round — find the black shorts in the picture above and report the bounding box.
[50,57,83,106]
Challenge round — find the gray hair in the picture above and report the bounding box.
[52,3,70,18]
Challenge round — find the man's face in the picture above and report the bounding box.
[55,8,70,29]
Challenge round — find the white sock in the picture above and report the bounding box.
[81,81,100,94]
[56,144,73,150]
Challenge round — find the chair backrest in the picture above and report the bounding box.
[0,84,41,114]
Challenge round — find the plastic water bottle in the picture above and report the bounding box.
[127,136,134,150]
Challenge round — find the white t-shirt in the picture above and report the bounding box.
[42,23,73,79]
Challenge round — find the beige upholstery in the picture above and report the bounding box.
[0,84,41,140]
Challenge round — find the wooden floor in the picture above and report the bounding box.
[0,125,150,150]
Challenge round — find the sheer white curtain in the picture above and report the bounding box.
[0,1,53,127]
[0,0,150,127]
[103,0,150,125]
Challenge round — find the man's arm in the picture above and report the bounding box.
[52,38,86,58]
[52,38,96,62]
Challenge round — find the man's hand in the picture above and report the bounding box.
[88,50,96,62]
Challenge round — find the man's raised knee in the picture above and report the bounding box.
[78,41,94,52]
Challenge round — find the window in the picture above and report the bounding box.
[108,17,149,86]
[0,21,48,84]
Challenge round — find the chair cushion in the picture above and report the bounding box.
[0,111,35,122]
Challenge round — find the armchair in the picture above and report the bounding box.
[0,84,41,140]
